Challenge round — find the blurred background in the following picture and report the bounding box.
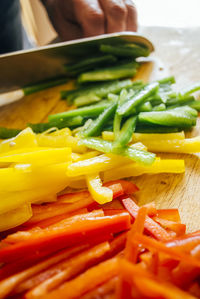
[20,0,200,47]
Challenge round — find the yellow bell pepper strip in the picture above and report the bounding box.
[0,204,32,232]
[50,128,72,136]
[103,158,185,182]
[86,173,113,204]
[0,162,70,193]
[67,154,128,177]
[140,136,200,154]
[102,131,185,142]
[0,128,37,154]
[36,134,86,153]
[72,151,100,162]
[0,147,72,165]
[0,181,69,215]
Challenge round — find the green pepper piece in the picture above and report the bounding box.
[135,125,181,133]
[0,127,21,139]
[49,101,110,123]
[113,116,137,151]
[64,55,117,76]
[188,100,200,111]
[23,77,68,96]
[117,82,159,116]
[138,109,196,128]
[137,101,152,112]
[100,43,150,58]
[79,137,155,165]
[80,103,117,137]
[179,82,200,97]
[152,103,166,111]
[77,62,138,84]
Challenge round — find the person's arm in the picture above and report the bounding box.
[41,0,137,41]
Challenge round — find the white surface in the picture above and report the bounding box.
[134,0,200,28]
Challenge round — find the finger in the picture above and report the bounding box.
[74,0,105,37]
[124,0,138,31]
[56,20,82,41]
[99,0,127,33]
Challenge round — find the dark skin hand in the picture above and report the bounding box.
[41,0,137,41]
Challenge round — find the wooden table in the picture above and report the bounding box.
[0,26,199,232]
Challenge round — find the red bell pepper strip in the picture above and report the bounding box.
[104,180,139,194]
[156,209,181,223]
[165,234,200,252]
[125,207,147,263]
[0,212,131,263]
[122,197,171,241]
[153,217,186,237]
[133,233,200,268]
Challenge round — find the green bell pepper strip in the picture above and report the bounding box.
[152,103,166,111]
[0,127,21,139]
[64,55,117,76]
[61,79,133,106]
[135,125,181,133]
[77,62,138,84]
[117,82,159,116]
[137,101,152,112]
[29,116,84,133]
[100,43,150,58]
[158,76,176,85]
[79,137,155,165]
[165,95,195,107]
[23,77,68,96]
[179,82,200,97]
[112,116,137,151]
[48,101,111,123]
[80,103,117,137]
[138,109,197,128]
[188,100,200,111]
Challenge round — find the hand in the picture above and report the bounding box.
[41,0,137,41]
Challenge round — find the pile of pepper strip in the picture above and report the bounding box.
[0,182,199,299]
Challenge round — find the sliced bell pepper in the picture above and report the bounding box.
[41,257,119,299]
[0,212,131,263]
[0,128,37,154]
[122,197,171,241]
[156,209,181,223]
[0,204,32,232]
[140,136,200,153]
[86,173,113,204]
[103,158,185,182]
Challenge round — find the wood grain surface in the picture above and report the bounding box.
[0,27,199,232]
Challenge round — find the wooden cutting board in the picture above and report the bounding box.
[0,26,199,232]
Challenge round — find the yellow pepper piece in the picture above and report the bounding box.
[103,158,185,182]
[0,181,68,214]
[67,143,147,177]
[102,131,185,142]
[0,128,37,154]
[67,154,131,177]
[0,162,70,193]
[0,204,32,232]
[141,136,200,153]
[86,173,113,204]
[50,128,72,136]
[0,147,72,165]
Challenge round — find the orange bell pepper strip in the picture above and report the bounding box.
[122,197,171,241]
[13,242,110,298]
[125,207,147,263]
[0,212,131,263]
[42,257,119,299]
[81,277,118,299]
[143,202,157,217]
